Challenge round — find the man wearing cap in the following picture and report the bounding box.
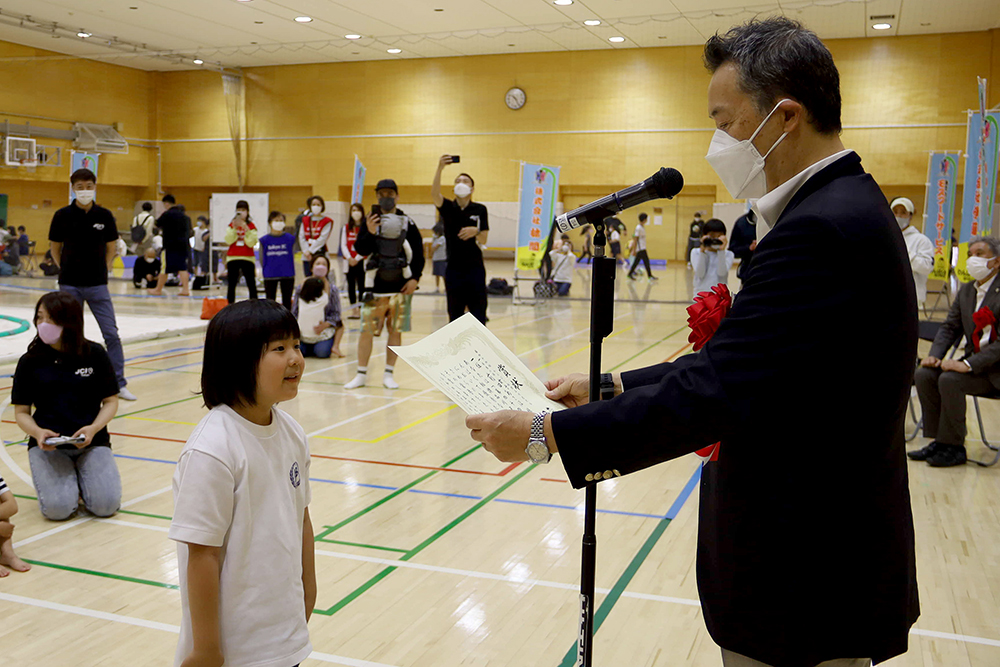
[892,197,934,305]
[345,179,424,390]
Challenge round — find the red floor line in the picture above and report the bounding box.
[664,342,693,362]
[541,478,569,483]
[311,452,520,477]
[0,420,187,444]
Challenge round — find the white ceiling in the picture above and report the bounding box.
[0,0,997,71]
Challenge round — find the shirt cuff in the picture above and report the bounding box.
[964,360,973,371]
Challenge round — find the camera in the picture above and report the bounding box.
[702,237,724,247]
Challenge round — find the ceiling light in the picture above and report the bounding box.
[294,16,313,23]
[387,48,402,54]
[872,23,891,30]
[584,20,601,26]
[345,34,361,39]
[554,0,573,5]
[77,31,92,38]
[193,58,204,65]
[608,36,625,43]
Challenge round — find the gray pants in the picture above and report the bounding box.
[60,284,126,389]
[914,365,994,446]
[722,649,871,667]
[28,445,121,521]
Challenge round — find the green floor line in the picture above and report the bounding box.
[316,463,537,616]
[5,438,28,447]
[115,394,202,420]
[321,443,483,535]
[24,558,178,590]
[316,538,409,554]
[12,494,173,522]
[608,324,688,372]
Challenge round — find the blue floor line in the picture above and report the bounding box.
[124,345,204,362]
[126,361,202,380]
[4,441,691,519]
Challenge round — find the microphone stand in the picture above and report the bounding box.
[577,217,616,667]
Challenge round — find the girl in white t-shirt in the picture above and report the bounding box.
[169,299,315,667]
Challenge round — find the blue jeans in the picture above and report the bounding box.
[28,445,122,521]
[60,284,126,388]
[301,338,333,358]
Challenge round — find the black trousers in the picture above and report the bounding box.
[345,261,365,305]
[445,266,487,324]
[264,277,295,310]
[914,365,995,446]
[628,249,652,277]
[227,261,258,304]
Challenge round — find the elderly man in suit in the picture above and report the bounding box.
[911,236,1000,467]
[467,17,918,667]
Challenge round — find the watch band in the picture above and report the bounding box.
[600,372,615,401]
[531,411,546,442]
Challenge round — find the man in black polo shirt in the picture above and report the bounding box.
[48,168,136,401]
[432,155,490,324]
[148,193,191,296]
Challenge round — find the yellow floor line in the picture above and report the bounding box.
[316,404,458,443]
[533,325,635,371]
[122,415,200,426]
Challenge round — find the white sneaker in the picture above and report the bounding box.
[118,387,138,401]
[344,374,367,389]
[382,374,399,390]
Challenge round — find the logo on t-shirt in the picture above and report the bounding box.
[289,461,301,488]
[93,223,105,230]
[75,367,94,377]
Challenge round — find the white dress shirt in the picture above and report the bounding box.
[901,224,934,304]
[751,149,854,242]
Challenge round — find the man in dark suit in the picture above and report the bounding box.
[911,236,1000,467]
[467,17,918,667]
[728,211,757,280]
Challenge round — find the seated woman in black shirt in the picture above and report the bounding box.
[11,292,122,521]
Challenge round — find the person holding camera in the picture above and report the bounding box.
[11,292,122,521]
[432,155,490,324]
[691,218,734,299]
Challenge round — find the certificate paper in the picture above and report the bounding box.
[390,313,565,415]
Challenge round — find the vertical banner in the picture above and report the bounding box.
[516,162,560,271]
[923,152,960,281]
[69,151,99,202]
[351,155,366,206]
[956,110,1000,281]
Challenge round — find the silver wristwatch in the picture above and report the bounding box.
[525,411,552,464]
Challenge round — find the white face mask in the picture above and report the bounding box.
[705,100,790,200]
[351,210,363,222]
[310,204,323,215]
[271,221,285,232]
[75,189,96,205]
[895,216,911,231]
[454,182,472,198]
[966,256,996,282]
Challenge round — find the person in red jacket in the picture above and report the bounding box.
[225,200,258,304]
[299,195,333,277]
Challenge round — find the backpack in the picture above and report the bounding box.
[487,278,513,295]
[131,213,152,244]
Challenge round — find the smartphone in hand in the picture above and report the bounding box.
[452,155,461,164]
[44,435,86,446]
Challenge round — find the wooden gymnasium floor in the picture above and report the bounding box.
[0,261,998,667]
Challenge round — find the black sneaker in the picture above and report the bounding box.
[907,441,941,461]
[927,444,968,467]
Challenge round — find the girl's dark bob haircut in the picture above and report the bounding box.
[201,299,300,409]
[29,291,86,357]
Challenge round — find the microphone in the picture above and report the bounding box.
[555,167,684,232]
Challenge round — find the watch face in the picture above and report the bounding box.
[526,440,549,463]
[505,87,526,110]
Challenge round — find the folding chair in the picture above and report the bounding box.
[907,320,1000,466]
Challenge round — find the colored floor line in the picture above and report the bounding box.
[123,345,203,363]
[124,350,200,367]
[533,325,636,372]
[0,420,186,444]
[607,324,688,372]
[558,464,703,667]
[13,492,171,521]
[23,558,180,590]
[310,452,521,477]
[315,463,538,617]
[315,538,410,555]
[313,404,458,443]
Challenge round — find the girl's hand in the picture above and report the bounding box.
[72,425,98,448]
[180,648,224,667]
[35,428,61,451]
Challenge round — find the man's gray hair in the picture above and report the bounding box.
[969,236,1000,257]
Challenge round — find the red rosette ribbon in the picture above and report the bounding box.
[686,284,732,463]
[972,306,997,353]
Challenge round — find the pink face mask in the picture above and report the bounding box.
[312,264,329,278]
[37,321,63,346]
